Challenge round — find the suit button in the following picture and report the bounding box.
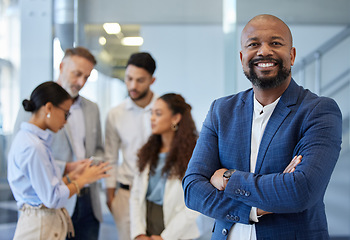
[234,216,240,221]
[245,191,251,197]
[235,189,241,194]
[240,190,246,195]
[226,214,231,220]
[222,228,228,236]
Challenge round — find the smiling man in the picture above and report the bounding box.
[104,52,158,240]
[182,14,342,240]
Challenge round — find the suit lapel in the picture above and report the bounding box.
[238,91,254,172]
[254,79,299,173]
[81,97,90,157]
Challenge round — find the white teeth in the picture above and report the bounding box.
[258,63,274,68]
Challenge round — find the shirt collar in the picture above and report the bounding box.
[70,95,82,109]
[253,95,280,116]
[21,122,53,145]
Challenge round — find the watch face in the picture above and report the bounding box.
[223,169,236,178]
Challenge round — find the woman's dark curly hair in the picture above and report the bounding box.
[137,93,198,180]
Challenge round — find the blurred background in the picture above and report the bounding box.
[1,0,350,239]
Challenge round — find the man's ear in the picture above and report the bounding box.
[290,47,296,66]
[59,61,64,72]
[239,51,244,66]
[151,77,156,85]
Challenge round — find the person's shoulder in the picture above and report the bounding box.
[300,87,339,109]
[107,98,129,116]
[12,127,43,153]
[212,88,252,109]
[79,96,98,107]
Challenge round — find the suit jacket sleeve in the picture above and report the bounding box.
[183,100,253,224]
[104,109,121,188]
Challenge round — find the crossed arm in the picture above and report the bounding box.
[210,155,302,216]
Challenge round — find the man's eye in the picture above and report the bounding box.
[272,42,282,46]
[248,43,258,47]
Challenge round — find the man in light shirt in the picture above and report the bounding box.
[13,47,104,240]
[104,52,158,240]
[182,14,342,240]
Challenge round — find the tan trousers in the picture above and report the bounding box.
[111,188,131,240]
[13,204,74,240]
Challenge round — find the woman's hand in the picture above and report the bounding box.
[79,160,112,185]
[65,159,89,175]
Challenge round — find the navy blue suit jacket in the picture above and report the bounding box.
[183,79,342,240]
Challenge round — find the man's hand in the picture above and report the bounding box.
[283,155,302,173]
[106,188,116,212]
[135,235,151,240]
[257,208,272,216]
[150,235,163,240]
[210,168,228,190]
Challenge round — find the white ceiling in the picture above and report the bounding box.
[237,0,350,25]
[77,0,350,78]
[80,0,350,25]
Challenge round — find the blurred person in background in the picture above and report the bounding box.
[105,52,158,240]
[8,81,111,240]
[13,47,104,240]
[130,93,200,240]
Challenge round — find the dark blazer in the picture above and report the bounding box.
[182,79,342,240]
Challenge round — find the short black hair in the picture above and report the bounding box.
[22,81,71,113]
[127,52,156,75]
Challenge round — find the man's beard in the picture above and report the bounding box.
[62,82,80,98]
[244,57,291,89]
[129,88,149,101]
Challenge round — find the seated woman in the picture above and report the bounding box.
[7,81,111,240]
[130,93,200,240]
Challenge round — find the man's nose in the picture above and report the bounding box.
[130,80,137,89]
[77,76,87,86]
[257,43,273,56]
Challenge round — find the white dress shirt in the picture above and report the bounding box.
[104,94,158,188]
[228,95,280,240]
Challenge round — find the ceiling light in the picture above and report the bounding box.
[99,36,106,45]
[103,23,121,34]
[121,37,144,46]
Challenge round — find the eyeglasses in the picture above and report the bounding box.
[56,106,71,120]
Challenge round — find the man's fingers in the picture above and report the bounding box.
[283,155,302,173]
[283,156,296,173]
